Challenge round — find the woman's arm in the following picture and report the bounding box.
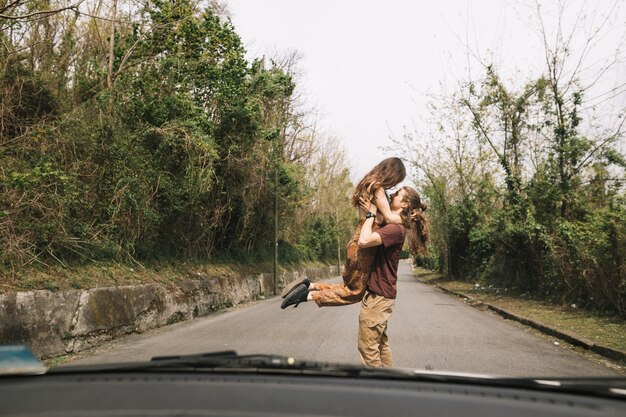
[374,187,402,224]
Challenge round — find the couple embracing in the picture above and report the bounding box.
[280,157,429,367]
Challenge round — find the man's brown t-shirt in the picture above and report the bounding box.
[367,223,406,299]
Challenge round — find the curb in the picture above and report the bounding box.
[430,283,626,365]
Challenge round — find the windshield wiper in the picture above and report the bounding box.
[50,350,448,383]
[48,350,626,400]
[49,350,413,378]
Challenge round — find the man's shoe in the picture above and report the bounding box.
[280,284,309,309]
[280,277,310,298]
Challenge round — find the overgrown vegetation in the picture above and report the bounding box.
[404,3,626,317]
[0,0,355,282]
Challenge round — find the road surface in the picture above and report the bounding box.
[66,261,620,377]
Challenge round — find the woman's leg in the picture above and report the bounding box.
[284,219,377,308]
[311,248,375,306]
[309,282,338,291]
[311,285,367,306]
[310,219,378,307]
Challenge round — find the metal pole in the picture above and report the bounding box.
[335,205,341,272]
[274,161,278,294]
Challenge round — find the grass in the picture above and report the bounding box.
[414,268,626,354]
[0,259,331,294]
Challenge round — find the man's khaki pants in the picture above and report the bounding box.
[358,290,395,367]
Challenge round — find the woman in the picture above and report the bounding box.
[281,157,422,309]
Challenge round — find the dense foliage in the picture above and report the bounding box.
[0,1,355,275]
[409,28,626,316]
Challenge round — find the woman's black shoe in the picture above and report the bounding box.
[281,284,309,309]
[281,277,311,298]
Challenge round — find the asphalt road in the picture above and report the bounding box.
[66,261,620,377]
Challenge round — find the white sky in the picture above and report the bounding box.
[225,0,626,184]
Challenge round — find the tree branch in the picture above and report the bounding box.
[462,98,505,163]
[575,118,626,172]
[0,0,86,19]
[0,0,23,15]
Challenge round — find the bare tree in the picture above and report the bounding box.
[106,0,117,88]
[533,0,626,217]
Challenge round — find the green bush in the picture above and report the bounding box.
[0,4,355,277]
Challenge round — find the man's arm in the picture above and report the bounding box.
[358,201,383,248]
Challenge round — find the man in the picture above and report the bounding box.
[356,188,409,367]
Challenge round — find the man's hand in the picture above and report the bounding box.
[359,195,378,215]
[358,195,371,212]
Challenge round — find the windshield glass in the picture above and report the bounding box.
[1,0,624,382]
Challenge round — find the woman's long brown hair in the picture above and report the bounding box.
[399,186,429,255]
[350,157,406,207]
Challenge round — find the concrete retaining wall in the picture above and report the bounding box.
[0,265,339,358]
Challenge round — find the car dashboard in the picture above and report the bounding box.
[2,371,626,417]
